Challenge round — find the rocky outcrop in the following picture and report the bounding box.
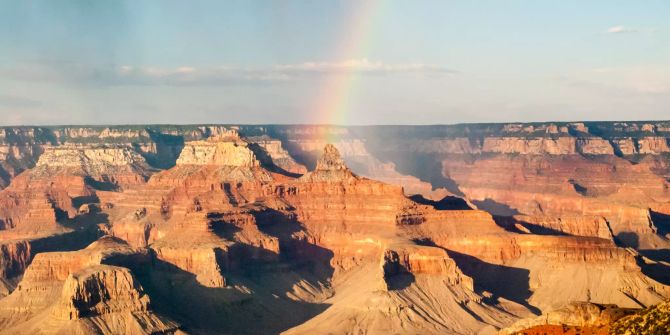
[0,240,30,279]
[577,138,615,155]
[247,136,308,175]
[176,136,260,167]
[152,243,228,288]
[514,214,613,239]
[29,145,151,189]
[610,300,670,334]
[638,136,670,154]
[0,240,30,296]
[53,265,150,320]
[500,302,635,334]
[612,138,639,155]
[382,244,473,289]
[0,237,179,335]
[502,300,670,335]
[441,154,670,248]
[482,137,577,155]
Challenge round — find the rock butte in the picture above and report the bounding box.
[0,122,668,334]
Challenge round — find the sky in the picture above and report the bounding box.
[0,0,669,126]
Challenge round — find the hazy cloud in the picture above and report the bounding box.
[4,59,454,87]
[607,25,638,34]
[274,59,454,75]
[605,25,655,34]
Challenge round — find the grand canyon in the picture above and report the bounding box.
[0,122,668,334]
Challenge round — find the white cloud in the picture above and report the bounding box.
[605,25,655,34]
[607,25,638,34]
[274,59,453,74]
[4,59,453,87]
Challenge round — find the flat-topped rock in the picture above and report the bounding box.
[176,138,260,167]
[35,145,149,169]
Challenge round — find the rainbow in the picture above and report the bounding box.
[308,0,382,141]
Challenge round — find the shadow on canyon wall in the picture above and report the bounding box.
[638,252,670,286]
[446,249,541,315]
[650,210,670,237]
[613,231,670,285]
[615,232,640,249]
[371,150,465,197]
[134,255,332,335]
[408,194,472,210]
[413,238,540,315]
[471,199,520,216]
[247,143,303,178]
[138,130,186,169]
[492,216,569,236]
[136,206,335,334]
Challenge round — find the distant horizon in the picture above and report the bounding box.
[2,119,670,129]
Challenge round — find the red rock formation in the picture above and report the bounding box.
[0,237,179,334]
[53,265,151,320]
[514,214,613,239]
[441,154,670,248]
[0,123,669,334]
[247,135,308,175]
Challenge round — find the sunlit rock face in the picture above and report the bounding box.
[0,122,668,334]
[0,238,179,334]
[176,139,260,168]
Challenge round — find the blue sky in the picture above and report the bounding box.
[0,0,668,125]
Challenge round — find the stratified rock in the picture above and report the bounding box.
[53,265,150,320]
[381,244,473,289]
[298,144,357,183]
[247,135,308,175]
[638,136,670,154]
[0,237,180,335]
[33,145,151,184]
[514,214,613,239]
[0,123,669,335]
[176,138,260,167]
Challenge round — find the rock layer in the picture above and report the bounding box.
[0,123,669,334]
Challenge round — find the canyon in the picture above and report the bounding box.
[0,122,668,334]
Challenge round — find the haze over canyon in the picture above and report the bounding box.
[0,122,667,334]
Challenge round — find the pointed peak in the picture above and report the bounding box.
[298,144,357,183]
[315,144,347,171]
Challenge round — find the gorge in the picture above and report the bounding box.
[0,121,669,334]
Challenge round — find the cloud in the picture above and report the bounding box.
[110,65,293,86]
[4,59,454,87]
[605,25,655,34]
[607,25,638,34]
[274,59,454,75]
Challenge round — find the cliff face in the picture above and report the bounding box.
[0,122,669,334]
[0,237,179,335]
[440,154,669,249]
